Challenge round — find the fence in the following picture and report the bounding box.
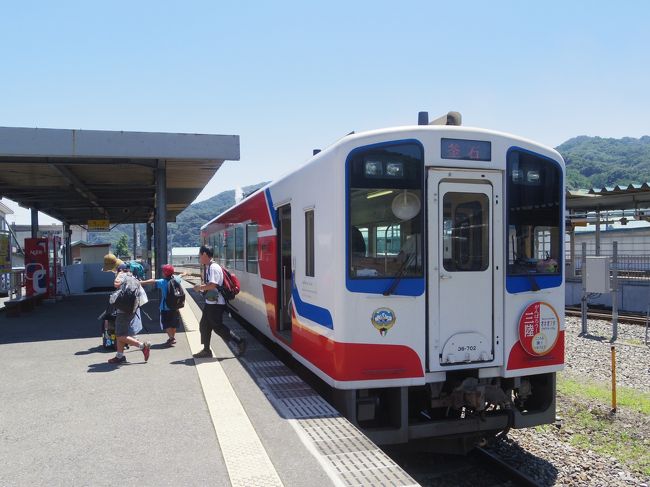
[567,240,650,282]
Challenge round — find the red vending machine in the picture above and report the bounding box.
[25,237,49,297]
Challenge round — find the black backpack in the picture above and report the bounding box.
[166,277,185,310]
[113,275,140,313]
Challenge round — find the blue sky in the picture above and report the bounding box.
[2,1,649,224]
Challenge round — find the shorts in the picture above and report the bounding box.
[160,309,181,329]
[115,309,142,337]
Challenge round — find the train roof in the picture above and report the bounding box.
[201,123,563,231]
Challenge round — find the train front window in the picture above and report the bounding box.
[348,142,424,279]
[507,150,562,276]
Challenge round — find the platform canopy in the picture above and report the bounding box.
[567,184,650,212]
[0,126,240,226]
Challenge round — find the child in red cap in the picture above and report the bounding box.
[141,264,184,347]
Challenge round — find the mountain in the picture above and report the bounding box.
[88,182,268,253]
[556,135,650,190]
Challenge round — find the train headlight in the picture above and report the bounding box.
[385,162,404,177]
[365,161,383,177]
[527,170,540,183]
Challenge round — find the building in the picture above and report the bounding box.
[71,241,111,264]
[10,224,89,268]
[171,247,201,266]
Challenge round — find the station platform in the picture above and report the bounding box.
[0,284,418,487]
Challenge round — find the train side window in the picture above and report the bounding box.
[216,231,225,265]
[246,223,258,274]
[234,226,245,271]
[225,228,235,269]
[347,141,424,279]
[507,150,562,276]
[305,210,315,277]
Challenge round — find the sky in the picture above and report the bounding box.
[1,0,649,224]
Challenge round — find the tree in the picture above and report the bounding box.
[115,235,129,258]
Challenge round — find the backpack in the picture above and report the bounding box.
[166,277,185,310]
[218,267,240,301]
[112,275,140,313]
[127,261,145,280]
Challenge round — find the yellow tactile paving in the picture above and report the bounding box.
[180,305,284,487]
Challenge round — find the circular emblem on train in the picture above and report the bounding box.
[371,308,396,336]
[518,302,560,356]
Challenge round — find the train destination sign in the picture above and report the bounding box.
[441,138,491,161]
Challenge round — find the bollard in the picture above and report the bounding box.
[611,345,617,413]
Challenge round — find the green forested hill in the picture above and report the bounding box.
[557,135,650,189]
[88,182,267,253]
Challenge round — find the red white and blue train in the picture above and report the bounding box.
[201,112,565,448]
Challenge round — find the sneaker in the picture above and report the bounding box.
[237,338,247,357]
[192,349,213,359]
[108,356,126,364]
[142,342,151,362]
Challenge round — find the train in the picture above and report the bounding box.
[201,112,565,450]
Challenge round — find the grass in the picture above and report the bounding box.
[557,375,650,415]
[536,375,650,477]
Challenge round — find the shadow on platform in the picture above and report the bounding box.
[0,292,175,345]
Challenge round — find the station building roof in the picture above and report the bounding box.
[0,126,239,226]
[567,183,650,212]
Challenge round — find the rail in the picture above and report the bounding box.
[472,446,543,487]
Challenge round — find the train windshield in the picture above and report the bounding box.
[348,142,424,279]
[507,150,562,276]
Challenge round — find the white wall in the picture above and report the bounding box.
[80,246,110,264]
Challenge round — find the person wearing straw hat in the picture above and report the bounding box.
[102,253,151,364]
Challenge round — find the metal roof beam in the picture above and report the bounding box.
[50,164,108,217]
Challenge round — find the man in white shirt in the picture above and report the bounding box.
[192,245,246,359]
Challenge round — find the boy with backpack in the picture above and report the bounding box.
[192,245,246,359]
[140,264,185,347]
[102,254,151,364]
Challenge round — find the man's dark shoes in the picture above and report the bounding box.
[164,337,176,347]
[108,356,126,364]
[237,338,247,357]
[193,349,213,359]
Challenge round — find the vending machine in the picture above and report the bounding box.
[25,237,49,297]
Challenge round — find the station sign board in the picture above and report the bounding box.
[88,219,110,232]
[0,232,10,274]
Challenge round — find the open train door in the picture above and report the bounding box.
[427,169,503,370]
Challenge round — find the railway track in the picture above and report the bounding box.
[472,446,543,487]
[565,306,648,326]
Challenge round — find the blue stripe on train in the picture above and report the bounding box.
[291,273,334,329]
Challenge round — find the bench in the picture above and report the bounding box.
[3,294,44,318]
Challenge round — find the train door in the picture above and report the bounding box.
[277,204,292,336]
[427,170,502,368]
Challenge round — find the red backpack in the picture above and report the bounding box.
[218,267,240,301]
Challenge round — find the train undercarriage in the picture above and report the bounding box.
[332,372,557,453]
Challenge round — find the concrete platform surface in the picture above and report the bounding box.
[0,286,417,487]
